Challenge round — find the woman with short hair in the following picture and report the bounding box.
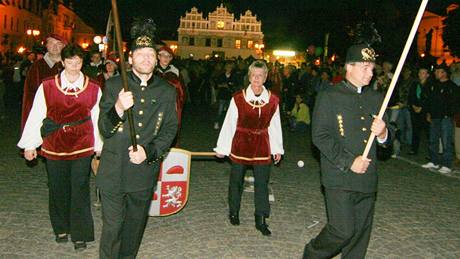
[18,44,103,251]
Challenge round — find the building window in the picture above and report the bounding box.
[217,21,224,29]
[217,38,223,48]
[205,38,211,47]
[10,17,13,31]
[182,37,188,45]
[235,39,241,49]
[16,18,19,32]
[189,37,195,46]
[4,15,7,29]
[247,40,254,49]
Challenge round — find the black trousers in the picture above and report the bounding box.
[228,163,271,217]
[45,157,94,242]
[411,111,427,153]
[303,188,376,259]
[99,188,153,259]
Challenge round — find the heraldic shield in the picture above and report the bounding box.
[149,148,191,216]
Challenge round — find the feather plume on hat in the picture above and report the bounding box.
[345,22,381,63]
[348,21,381,46]
[130,17,157,51]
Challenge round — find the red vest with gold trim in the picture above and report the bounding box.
[40,75,99,160]
[230,89,279,165]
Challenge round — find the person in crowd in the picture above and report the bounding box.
[331,64,344,85]
[155,46,185,146]
[450,63,460,165]
[266,56,283,98]
[96,57,119,91]
[422,63,460,174]
[287,94,310,132]
[282,64,299,112]
[83,50,104,79]
[395,66,415,152]
[317,68,333,92]
[303,43,391,259]
[214,60,284,236]
[450,62,460,86]
[17,44,102,251]
[214,61,237,130]
[407,67,431,155]
[96,18,178,258]
[21,34,66,131]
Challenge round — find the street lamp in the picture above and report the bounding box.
[93,35,102,45]
[25,29,40,49]
[170,44,178,52]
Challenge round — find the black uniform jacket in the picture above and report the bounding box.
[97,72,178,193]
[312,80,392,193]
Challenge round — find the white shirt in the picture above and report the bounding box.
[18,71,103,152]
[214,85,284,156]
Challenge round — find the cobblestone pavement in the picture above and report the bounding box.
[1,105,459,259]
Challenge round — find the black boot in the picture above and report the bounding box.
[255,215,271,236]
[229,212,240,226]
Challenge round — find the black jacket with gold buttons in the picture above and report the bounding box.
[312,80,392,193]
[97,72,178,193]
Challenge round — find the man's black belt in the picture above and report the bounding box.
[41,116,91,137]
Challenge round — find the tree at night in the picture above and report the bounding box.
[442,6,460,58]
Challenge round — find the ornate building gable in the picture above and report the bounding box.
[177,3,264,59]
[208,3,234,30]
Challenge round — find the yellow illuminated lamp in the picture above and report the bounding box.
[170,44,178,52]
[81,42,89,49]
[217,21,224,29]
[273,50,295,57]
[420,53,425,58]
[17,46,26,54]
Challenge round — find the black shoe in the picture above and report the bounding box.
[229,213,240,226]
[55,233,68,243]
[74,241,87,251]
[255,215,271,236]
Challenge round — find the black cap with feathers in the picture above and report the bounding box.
[130,17,157,51]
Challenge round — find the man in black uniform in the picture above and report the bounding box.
[303,44,391,259]
[96,18,178,258]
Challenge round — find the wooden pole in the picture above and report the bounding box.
[111,0,137,151]
[362,0,429,159]
[190,152,216,157]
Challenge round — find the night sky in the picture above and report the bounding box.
[73,0,457,59]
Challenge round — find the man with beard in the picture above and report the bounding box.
[96,18,178,258]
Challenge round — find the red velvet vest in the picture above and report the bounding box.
[40,74,99,160]
[230,89,279,165]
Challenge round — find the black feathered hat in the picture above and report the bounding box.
[130,17,157,51]
[345,44,377,63]
[346,21,380,63]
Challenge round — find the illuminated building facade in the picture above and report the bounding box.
[0,0,94,53]
[417,4,459,64]
[177,4,264,60]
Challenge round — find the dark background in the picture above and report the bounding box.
[60,0,457,60]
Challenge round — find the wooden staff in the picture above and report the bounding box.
[190,152,216,157]
[362,0,429,159]
[111,0,137,151]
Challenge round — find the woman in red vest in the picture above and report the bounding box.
[214,60,284,236]
[18,44,103,251]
